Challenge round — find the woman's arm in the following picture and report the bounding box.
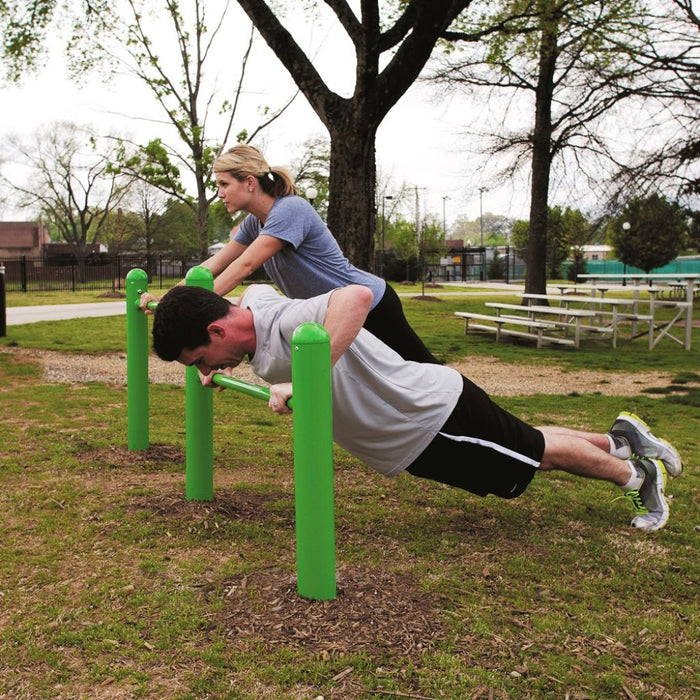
[212,235,286,296]
[139,229,247,312]
[200,235,246,278]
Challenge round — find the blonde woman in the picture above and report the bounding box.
[142,144,438,363]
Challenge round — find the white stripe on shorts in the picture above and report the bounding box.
[438,431,542,469]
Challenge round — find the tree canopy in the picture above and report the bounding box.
[234,0,471,269]
[608,194,689,273]
[431,0,658,293]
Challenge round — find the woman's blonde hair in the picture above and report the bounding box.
[213,144,297,197]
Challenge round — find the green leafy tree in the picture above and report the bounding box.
[154,199,200,258]
[480,213,513,246]
[98,207,145,256]
[390,217,419,281]
[451,215,482,244]
[207,200,235,246]
[608,194,689,273]
[562,207,593,281]
[510,206,576,278]
[510,219,530,260]
[1,0,55,80]
[418,215,446,259]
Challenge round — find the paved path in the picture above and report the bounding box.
[5,283,525,326]
[6,301,127,325]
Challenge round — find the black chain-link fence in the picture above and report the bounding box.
[1,255,206,293]
[2,247,529,295]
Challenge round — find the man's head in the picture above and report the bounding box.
[152,285,232,362]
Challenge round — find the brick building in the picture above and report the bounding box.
[0,222,51,258]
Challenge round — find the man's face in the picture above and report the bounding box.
[178,329,247,376]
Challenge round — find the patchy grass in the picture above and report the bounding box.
[0,338,698,699]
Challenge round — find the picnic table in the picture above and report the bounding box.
[518,293,652,348]
[577,273,698,350]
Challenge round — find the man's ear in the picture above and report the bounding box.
[207,321,226,339]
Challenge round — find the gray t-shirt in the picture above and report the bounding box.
[241,285,463,476]
[235,195,385,308]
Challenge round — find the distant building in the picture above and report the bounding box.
[580,244,612,261]
[208,242,226,256]
[0,222,51,258]
[44,242,108,258]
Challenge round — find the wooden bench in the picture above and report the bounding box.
[454,312,575,348]
[485,302,600,348]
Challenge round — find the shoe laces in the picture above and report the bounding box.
[612,490,648,516]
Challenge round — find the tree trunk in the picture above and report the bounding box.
[196,180,210,261]
[327,122,378,272]
[525,3,558,298]
[525,144,551,296]
[234,0,470,270]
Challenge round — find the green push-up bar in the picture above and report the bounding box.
[124,266,336,600]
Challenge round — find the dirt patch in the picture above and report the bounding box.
[121,480,449,660]
[216,565,448,659]
[127,485,289,523]
[2,346,676,397]
[86,443,186,468]
[449,359,673,396]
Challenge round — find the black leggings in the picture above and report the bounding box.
[363,284,441,364]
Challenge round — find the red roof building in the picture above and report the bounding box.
[0,222,51,258]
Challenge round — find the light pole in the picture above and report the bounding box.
[479,187,486,280]
[442,195,449,246]
[621,221,631,285]
[305,186,318,208]
[381,195,393,279]
[479,187,485,247]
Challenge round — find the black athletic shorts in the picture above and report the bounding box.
[406,376,545,499]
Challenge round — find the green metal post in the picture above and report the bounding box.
[185,266,215,501]
[291,323,336,600]
[126,268,149,450]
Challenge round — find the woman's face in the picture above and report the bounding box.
[216,172,252,214]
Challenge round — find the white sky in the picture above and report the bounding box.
[0,3,555,228]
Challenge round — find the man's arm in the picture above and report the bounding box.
[323,285,374,365]
[267,284,373,415]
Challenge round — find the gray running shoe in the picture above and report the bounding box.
[614,459,669,532]
[610,411,683,477]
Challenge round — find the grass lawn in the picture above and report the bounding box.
[0,288,698,699]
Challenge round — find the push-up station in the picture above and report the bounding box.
[125,266,336,600]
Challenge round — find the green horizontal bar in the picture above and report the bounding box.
[211,373,293,409]
[131,299,159,310]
